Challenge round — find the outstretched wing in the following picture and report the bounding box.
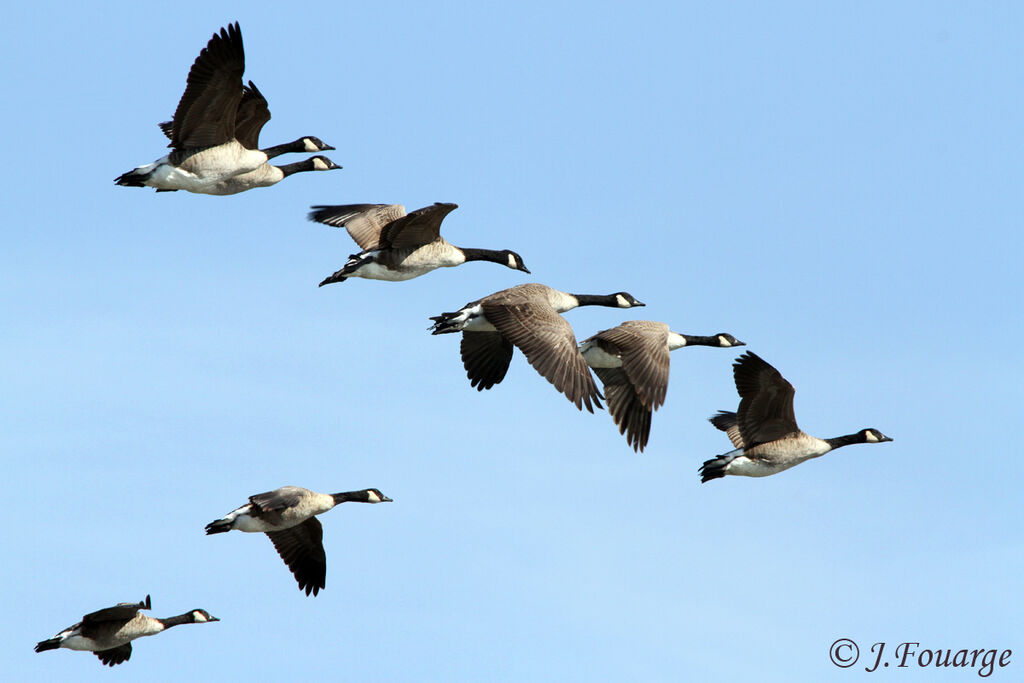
[95,644,132,667]
[82,595,151,624]
[483,301,601,412]
[308,204,407,250]
[379,203,458,249]
[265,518,327,596]
[732,352,798,448]
[168,22,246,149]
[591,322,670,409]
[709,410,745,448]
[593,367,652,452]
[460,331,514,390]
[233,80,271,149]
[249,486,307,513]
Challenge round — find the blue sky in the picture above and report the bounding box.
[3,1,1021,680]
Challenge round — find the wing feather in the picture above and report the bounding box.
[169,22,246,149]
[265,518,326,596]
[483,302,601,412]
[732,352,799,448]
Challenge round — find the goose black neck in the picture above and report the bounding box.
[681,334,721,347]
[261,139,306,160]
[572,294,619,307]
[332,490,372,504]
[825,433,866,450]
[460,248,506,263]
[158,613,194,628]
[278,159,317,177]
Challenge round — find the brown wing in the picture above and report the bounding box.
[95,644,132,667]
[461,332,514,390]
[265,518,327,596]
[593,367,652,452]
[593,322,671,409]
[308,204,407,250]
[233,80,270,149]
[709,410,745,448]
[732,351,799,448]
[379,203,458,249]
[482,301,602,412]
[249,486,306,512]
[168,22,246,149]
[82,596,150,624]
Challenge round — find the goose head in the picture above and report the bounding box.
[714,333,745,347]
[299,136,335,152]
[613,292,645,308]
[364,488,394,503]
[860,428,893,443]
[502,250,531,274]
[189,609,219,623]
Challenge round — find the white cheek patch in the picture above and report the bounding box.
[303,138,320,152]
[367,490,381,503]
[865,431,879,443]
[616,294,629,307]
[507,254,517,268]
[192,612,207,623]
[718,335,731,347]
[313,158,329,171]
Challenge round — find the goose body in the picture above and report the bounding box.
[429,283,645,412]
[148,86,339,194]
[189,155,340,195]
[309,203,530,284]
[35,596,218,666]
[580,321,744,452]
[115,24,332,193]
[700,351,892,482]
[205,486,392,596]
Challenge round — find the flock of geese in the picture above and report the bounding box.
[36,21,893,667]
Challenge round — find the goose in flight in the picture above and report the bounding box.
[700,351,892,481]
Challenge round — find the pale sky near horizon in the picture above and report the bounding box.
[2,2,1021,681]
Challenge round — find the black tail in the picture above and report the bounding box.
[35,638,60,653]
[699,454,735,483]
[204,519,232,535]
[318,270,348,286]
[428,311,463,335]
[114,169,148,187]
[319,253,374,286]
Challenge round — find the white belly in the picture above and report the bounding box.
[61,633,101,651]
[724,455,790,477]
[232,513,296,533]
[461,305,497,332]
[579,341,622,368]
[350,261,430,281]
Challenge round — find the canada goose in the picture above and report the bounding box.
[580,322,744,452]
[35,595,217,666]
[309,203,530,284]
[205,487,392,596]
[700,351,893,482]
[185,155,341,195]
[429,283,645,411]
[148,82,339,194]
[115,23,327,193]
